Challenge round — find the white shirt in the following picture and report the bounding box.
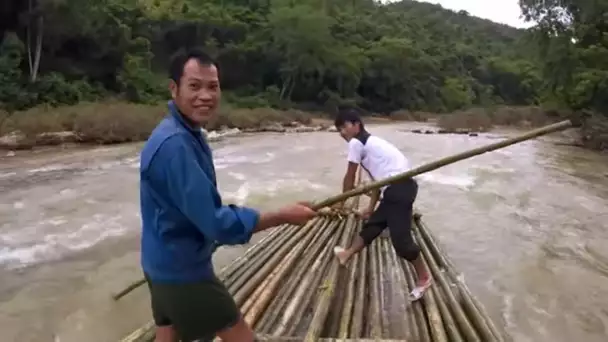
[347,134,410,192]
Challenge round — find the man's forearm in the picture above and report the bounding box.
[253,211,286,233]
[342,174,355,193]
[367,189,380,211]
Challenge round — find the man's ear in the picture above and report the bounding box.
[169,80,178,100]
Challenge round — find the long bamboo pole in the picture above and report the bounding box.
[113,120,573,302]
[111,224,288,301]
[312,120,574,209]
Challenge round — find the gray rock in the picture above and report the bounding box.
[36,131,79,145]
[0,131,26,149]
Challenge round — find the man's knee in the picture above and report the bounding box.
[359,229,379,246]
[394,243,420,262]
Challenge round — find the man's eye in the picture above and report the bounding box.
[189,84,200,90]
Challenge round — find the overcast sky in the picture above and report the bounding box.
[417,0,533,28]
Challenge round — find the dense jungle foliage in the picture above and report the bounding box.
[0,0,606,148]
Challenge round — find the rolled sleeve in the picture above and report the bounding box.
[215,205,259,245]
[151,136,260,245]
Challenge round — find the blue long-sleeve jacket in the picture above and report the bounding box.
[139,101,260,283]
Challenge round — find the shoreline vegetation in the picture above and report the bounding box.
[0,101,590,152]
[1,1,605,153]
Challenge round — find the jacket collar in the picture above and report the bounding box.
[168,100,200,134]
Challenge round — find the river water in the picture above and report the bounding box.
[0,122,607,342]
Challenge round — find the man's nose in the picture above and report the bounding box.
[198,89,213,101]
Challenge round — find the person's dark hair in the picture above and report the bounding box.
[169,48,217,83]
[334,108,364,129]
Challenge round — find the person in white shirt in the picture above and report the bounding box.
[332,109,432,301]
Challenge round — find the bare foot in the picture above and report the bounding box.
[409,278,432,302]
[416,276,431,288]
[333,246,350,265]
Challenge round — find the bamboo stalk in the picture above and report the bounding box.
[378,239,390,338]
[432,284,465,342]
[121,213,503,342]
[273,220,347,336]
[219,224,288,281]
[242,246,299,326]
[414,229,481,342]
[367,241,382,338]
[118,321,155,342]
[112,278,147,301]
[415,217,503,341]
[304,215,357,341]
[324,174,365,337]
[404,257,448,342]
[338,219,362,338]
[244,219,332,327]
[383,238,409,339]
[112,224,288,301]
[226,223,302,291]
[401,258,431,342]
[349,236,367,338]
[313,120,574,209]
[257,337,407,342]
[256,219,338,333]
[231,218,322,303]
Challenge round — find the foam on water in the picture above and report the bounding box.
[0,214,129,269]
[0,171,16,179]
[418,172,475,189]
[223,178,329,205]
[214,151,276,170]
[27,164,71,174]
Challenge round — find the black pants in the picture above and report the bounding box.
[360,178,420,261]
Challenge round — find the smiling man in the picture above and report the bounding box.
[332,109,432,302]
[139,49,317,342]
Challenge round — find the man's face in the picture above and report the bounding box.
[338,121,360,141]
[170,59,220,126]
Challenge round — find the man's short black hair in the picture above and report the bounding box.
[169,48,217,83]
[334,108,364,129]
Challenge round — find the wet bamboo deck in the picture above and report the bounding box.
[120,212,502,342]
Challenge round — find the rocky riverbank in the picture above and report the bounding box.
[409,128,480,137]
[0,121,338,152]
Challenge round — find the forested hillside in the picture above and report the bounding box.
[0,0,605,149]
[0,0,540,112]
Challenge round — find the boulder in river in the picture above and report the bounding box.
[0,131,24,149]
[259,122,286,133]
[0,131,31,149]
[35,131,79,145]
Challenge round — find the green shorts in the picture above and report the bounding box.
[145,274,240,342]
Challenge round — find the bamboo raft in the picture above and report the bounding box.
[119,120,577,342]
[120,212,502,342]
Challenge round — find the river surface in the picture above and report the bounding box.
[0,122,607,342]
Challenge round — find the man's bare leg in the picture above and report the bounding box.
[155,326,178,342]
[216,316,256,342]
[410,255,431,287]
[333,235,366,265]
